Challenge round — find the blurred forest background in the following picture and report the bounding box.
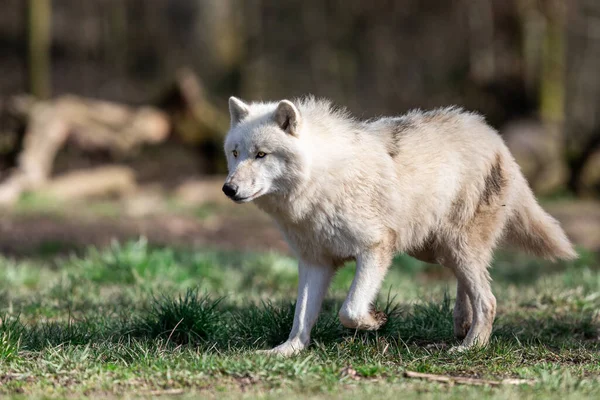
[0,0,599,255]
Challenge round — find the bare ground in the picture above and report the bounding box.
[0,208,289,257]
[0,180,598,258]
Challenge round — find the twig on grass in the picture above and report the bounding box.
[142,388,186,396]
[403,371,535,386]
[162,318,184,350]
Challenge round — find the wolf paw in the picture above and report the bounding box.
[448,345,469,354]
[257,340,305,357]
[339,308,388,330]
[368,309,388,330]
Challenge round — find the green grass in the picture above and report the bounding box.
[1,240,600,398]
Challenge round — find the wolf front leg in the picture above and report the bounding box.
[259,260,334,356]
[338,248,392,330]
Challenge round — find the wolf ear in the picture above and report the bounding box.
[274,100,301,135]
[229,96,249,126]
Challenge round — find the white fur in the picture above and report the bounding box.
[224,96,577,355]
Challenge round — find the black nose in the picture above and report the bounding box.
[222,183,238,198]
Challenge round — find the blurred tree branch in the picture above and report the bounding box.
[156,68,229,174]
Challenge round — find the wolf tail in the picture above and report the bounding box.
[505,179,577,261]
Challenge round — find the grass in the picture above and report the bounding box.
[0,239,600,398]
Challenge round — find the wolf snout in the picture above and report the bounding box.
[222,183,238,198]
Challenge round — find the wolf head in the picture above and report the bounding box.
[222,97,310,203]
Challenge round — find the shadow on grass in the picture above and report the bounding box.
[3,288,598,354]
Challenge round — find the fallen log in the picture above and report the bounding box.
[0,95,170,206]
[38,166,136,202]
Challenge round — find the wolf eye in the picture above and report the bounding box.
[256,151,267,159]
[232,150,238,158]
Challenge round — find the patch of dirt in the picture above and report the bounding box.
[0,180,597,259]
[0,211,289,257]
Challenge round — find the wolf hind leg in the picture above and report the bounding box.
[442,237,498,352]
[444,212,504,350]
[409,243,474,340]
[453,279,473,340]
[449,260,496,351]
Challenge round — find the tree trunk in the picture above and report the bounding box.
[539,0,566,124]
[27,0,52,99]
[565,0,600,193]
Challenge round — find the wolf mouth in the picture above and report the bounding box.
[233,189,264,203]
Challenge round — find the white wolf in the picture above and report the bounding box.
[222,96,577,355]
